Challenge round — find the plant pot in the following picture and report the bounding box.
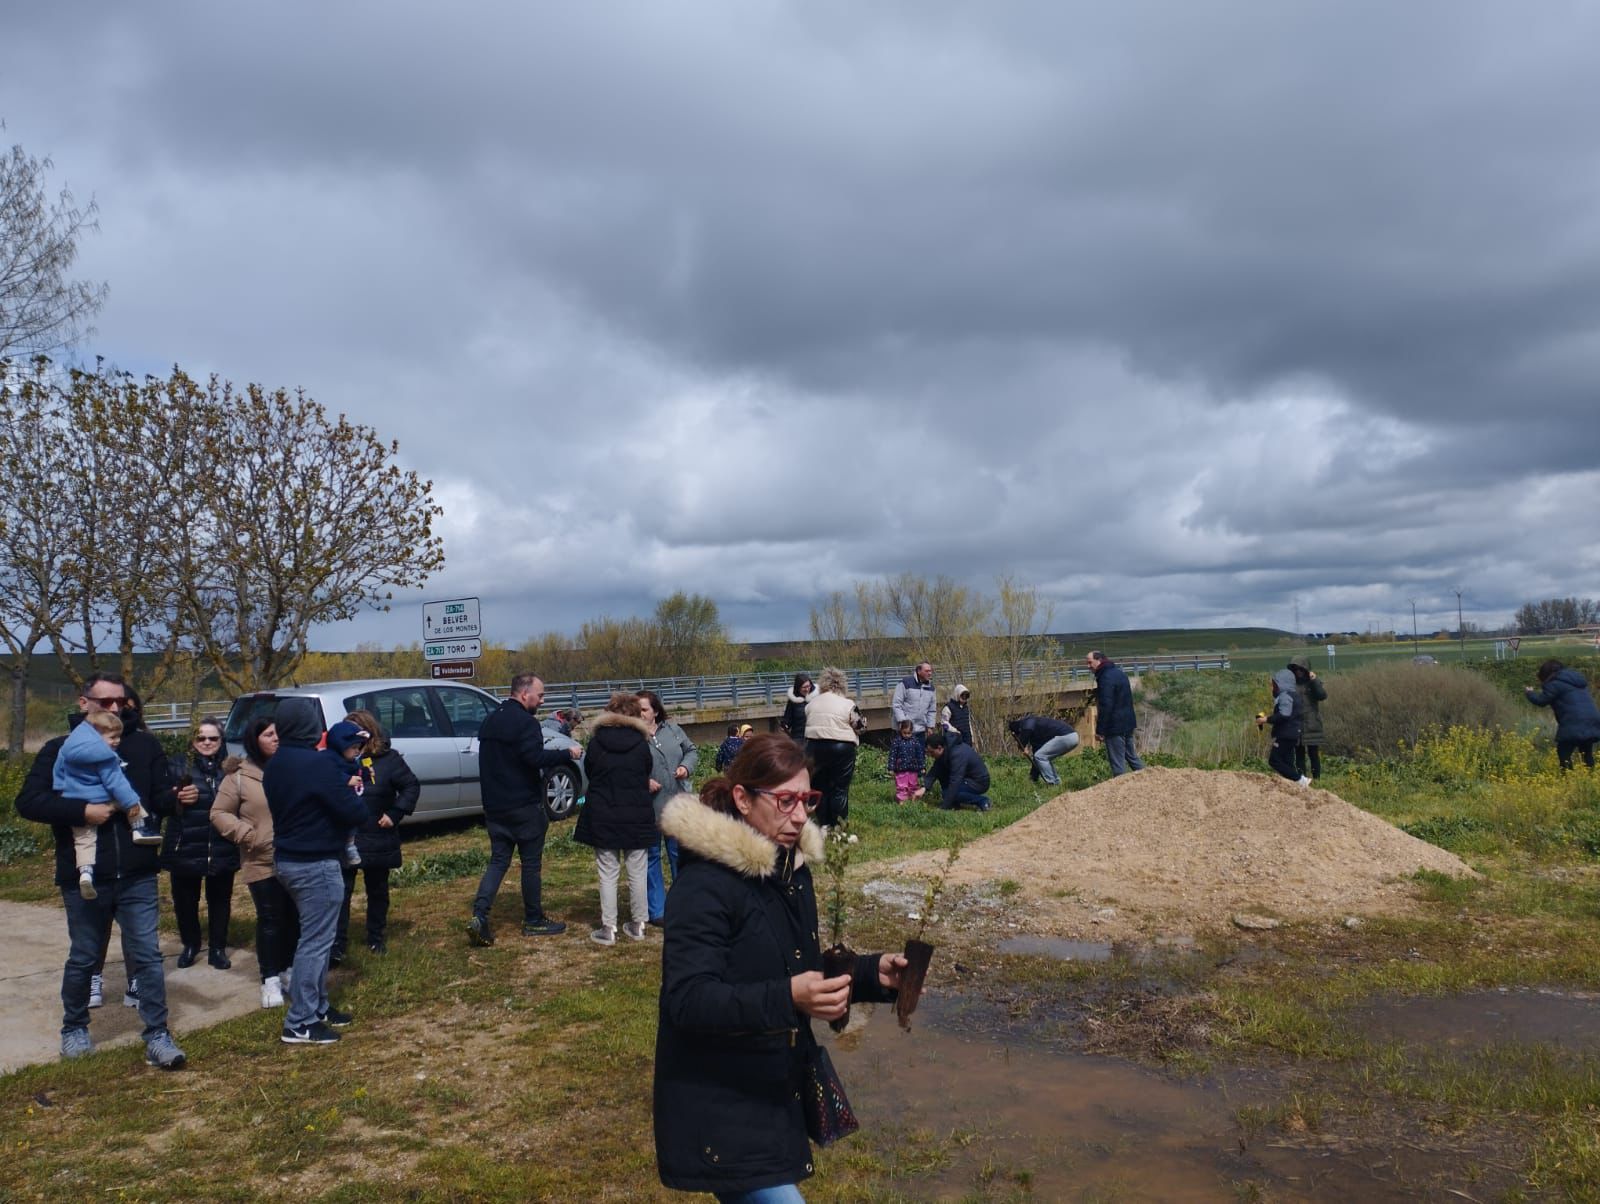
[895,938,935,1030]
[821,943,856,1033]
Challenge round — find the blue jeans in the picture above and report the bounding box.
[646,834,680,921]
[274,858,344,1029]
[1032,732,1080,785]
[943,781,991,810]
[60,874,167,1038]
[716,1185,805,1204]
[1104,733,1144,776]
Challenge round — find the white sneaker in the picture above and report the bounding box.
[261,976,284,1008]
[621,921,647,941]
[78,868,97,900]
[88,974,104,1009]
[1297,776,1313,787]
[589,925,617,947]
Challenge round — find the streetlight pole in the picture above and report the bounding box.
[1456,587,1466,662]
[1409,599,1419,655]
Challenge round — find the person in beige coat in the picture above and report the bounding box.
[803,666,865,827]
[209,717,300,1009]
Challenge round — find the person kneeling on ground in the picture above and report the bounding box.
[914,730,992,811]
[1007,714,1080,787]
[1257,670,1311,786]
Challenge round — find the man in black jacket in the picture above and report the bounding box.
[14,673,188,1068]
[264,696,373,1044]
[1007,714,1080,787]
[1087,651,1145,776]
[468,672,583,945]
[914,730,992,811]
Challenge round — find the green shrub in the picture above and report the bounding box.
[1320,663,1524,759]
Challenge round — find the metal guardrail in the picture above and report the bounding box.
[142,653,1230,730]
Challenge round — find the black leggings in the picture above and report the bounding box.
[337,866,392,949]
[170,871,235,951]
[247,876,301,980]
[1295,744,1322,778]
[808,739,858,827]
[1557,739,1598,771]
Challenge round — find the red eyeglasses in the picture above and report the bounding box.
[753,788,822,814]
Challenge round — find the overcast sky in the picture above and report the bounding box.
[7,2,1599,648]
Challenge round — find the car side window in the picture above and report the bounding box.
[435,688,498,738]
[344,688,443,740]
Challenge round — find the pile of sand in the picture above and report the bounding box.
[881,767,1475,939]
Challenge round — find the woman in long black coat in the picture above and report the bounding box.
[334,709,420,958]
[162,717,241,969]
[653,733,906,1199]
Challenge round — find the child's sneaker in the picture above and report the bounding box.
[344,840,361,867]
[589,925,617,947]
[78,867,97,899]
[260,976,284,1009]
[88,974,104,1009]
[621,921,647,942]
[131,816,163,845]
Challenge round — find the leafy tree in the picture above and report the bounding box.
[0,136,107,358]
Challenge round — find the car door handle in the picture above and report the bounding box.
[457,740,477,755]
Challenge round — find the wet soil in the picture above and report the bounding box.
[1353,986,1600,1054]
[825,993,1507,1201]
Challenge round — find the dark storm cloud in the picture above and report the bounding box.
[4,1,1598,646]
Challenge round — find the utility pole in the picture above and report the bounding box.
[1456,587,1466,661]
[1409,599,1419,655]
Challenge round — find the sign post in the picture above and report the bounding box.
[1326,643,1335,671]
[424,597,483,680]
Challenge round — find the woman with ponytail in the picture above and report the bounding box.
[651,733,906,1201]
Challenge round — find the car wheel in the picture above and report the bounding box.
[545,765,580,821]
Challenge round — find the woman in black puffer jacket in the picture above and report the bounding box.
[574,692,657,946]
[162,717,241,969]
[333,709,420,959]
[1525,659,1600,770]
[653,733,906,1199]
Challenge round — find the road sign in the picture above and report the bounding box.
[424,597,481,641]
[430,661,476,680]
[424,638,482,662]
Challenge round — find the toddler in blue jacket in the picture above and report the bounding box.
[889,720,924,802]
[53,710,162,899]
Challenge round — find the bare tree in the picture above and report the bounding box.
[993,574,1057,700]
[0,137,107,359]
[0,358,79,752]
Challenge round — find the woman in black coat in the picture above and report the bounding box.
[653,733,906,1200]
[162,717,241,969]
[781,674,813,742]
[333,709,420,958]
[573,692,657,946]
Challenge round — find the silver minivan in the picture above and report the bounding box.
[222,679,583,823]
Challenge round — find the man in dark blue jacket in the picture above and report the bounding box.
[1087,651,1144,776]
[14,673,188,1068]
[914,730,992,811]
[264,696,370,1045]
[467,672,583,946]
[1007,714,1080,787]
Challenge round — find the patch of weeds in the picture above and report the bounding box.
[392,846,490,886]
[0,823,40,864]
[1412,867,1484,906]
[995,878,1022,898]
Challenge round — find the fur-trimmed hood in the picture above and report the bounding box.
[586,710,652,737]
[660,793,825,878]
[786,688,809,705]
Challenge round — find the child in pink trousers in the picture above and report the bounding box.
[889,720,924,803]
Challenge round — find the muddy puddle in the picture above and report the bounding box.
[1353,986,1600,1053]
[824,993,1493,1201]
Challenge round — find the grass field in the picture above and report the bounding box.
[8,652,1600,1197]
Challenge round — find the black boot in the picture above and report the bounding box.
[176,945,200,968]
[208,947,231,970]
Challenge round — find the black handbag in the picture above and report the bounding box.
[802,1044,859,1147]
